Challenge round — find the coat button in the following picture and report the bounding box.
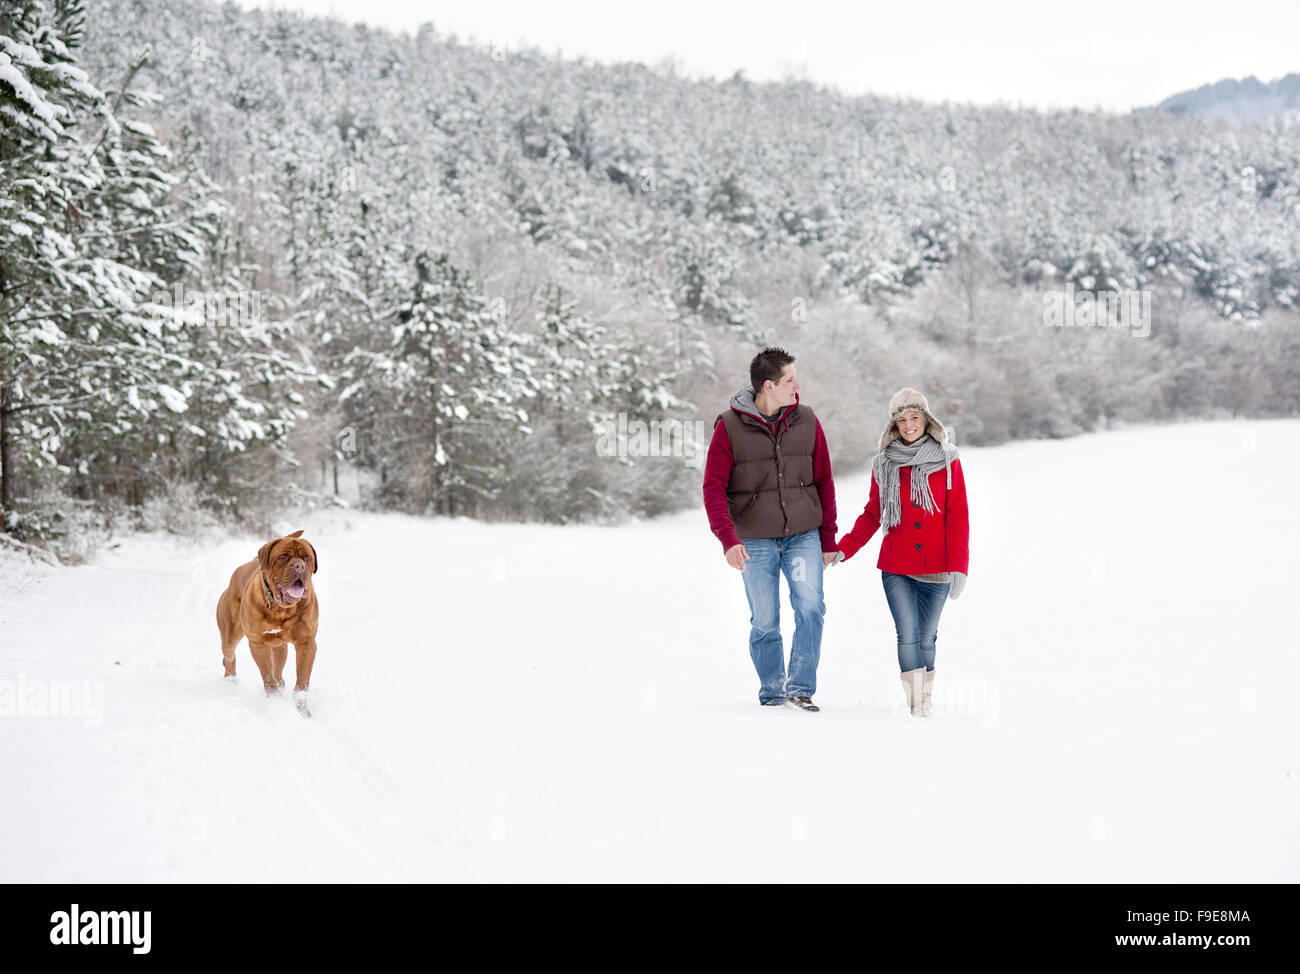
[915,543,922,550]
[914,522,921,529]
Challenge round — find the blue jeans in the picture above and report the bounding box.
[881,571,950,672]
[738,529,825,702]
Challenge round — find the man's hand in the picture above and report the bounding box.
[725,543,749,571]
[824,551,843,568]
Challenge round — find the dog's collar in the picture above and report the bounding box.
[262,573,281,609]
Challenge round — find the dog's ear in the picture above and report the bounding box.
[286,529,305,539]
[304,540,318,574]
[258,537,280,572]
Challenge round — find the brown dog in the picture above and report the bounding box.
[216,529,320,717]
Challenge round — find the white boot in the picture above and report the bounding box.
[921,667,935,717]
[900,667,925,716]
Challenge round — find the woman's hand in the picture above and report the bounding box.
[948,571,966,599]
[825,551,844,568]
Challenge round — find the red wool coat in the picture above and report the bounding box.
[836,458,969,575]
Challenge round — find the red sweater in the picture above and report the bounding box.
[836,459,969,575]
[702,408,838,553]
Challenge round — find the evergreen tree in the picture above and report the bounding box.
[1,2,313,536]
[343,252,532,516]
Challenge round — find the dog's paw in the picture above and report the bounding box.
[294,690,312,718]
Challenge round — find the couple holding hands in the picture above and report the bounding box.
[703,347,969,715]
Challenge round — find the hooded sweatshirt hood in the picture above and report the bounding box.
[730,387,799,431]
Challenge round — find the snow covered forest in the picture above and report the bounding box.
[4,0,1300,552]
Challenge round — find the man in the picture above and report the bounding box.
[703,347,838,711]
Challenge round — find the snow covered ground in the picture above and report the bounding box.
[2,419,1298,882]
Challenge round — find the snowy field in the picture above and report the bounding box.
[2,419,1297,882]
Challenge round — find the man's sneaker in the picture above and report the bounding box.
[760,698,785,707]
[783,696,820,712]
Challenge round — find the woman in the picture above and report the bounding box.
[832,388,969,717]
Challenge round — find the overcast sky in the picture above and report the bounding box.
[233,0,1299,112]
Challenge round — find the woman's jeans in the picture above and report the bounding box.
[738,529,825,703]
[881,571,950,672]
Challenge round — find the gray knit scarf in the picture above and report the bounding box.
[872,434,958,532]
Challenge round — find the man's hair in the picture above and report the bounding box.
[750,346,795,394]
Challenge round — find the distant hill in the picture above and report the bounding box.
[5,0,1298,543]
[1147,73,1300,128]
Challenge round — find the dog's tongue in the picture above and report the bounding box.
[284,579,306,600]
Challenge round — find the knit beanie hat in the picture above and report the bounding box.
[878,387,951,452]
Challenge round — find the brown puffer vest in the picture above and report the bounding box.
[716,389,822,541]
